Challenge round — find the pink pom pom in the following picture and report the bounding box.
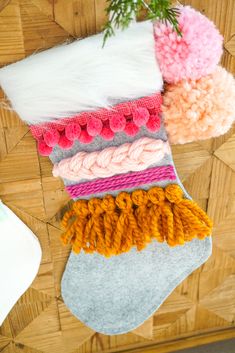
[146,114,161,132]
[87,117,103,136]
[154,6,223,83]
[38,140,53,156]
[124,121,139,136]
[100,126,115,140]
[43,128,60,147]
[65,123,81,141]
[109,113,126,132]
[79,130,94,144]
[58,134,74,149]
[132,108,150,127]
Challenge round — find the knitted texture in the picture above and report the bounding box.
[30,93,162,156]
[154,6,223,83]
[66,165,176,198]
[53,137,170,182]
[61,184,213,257]
[162,66,235,144]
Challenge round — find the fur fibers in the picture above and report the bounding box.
[0,21,162,124]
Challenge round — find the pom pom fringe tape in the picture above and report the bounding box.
[53,137,170,182]
[30,93,162,156]
[66,165,177,198]
[61,184,213,257]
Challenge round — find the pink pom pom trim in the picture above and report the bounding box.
[30,93,163,155]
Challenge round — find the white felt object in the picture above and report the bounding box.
[0,21,162,124]
[0,201,41,325]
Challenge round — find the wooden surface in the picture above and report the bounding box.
[0,1,235,352]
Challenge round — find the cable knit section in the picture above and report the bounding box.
[66,165,176,198]
[30,93,162,156]
[53,137,170,182]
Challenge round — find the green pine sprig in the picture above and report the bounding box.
[103,0,181,46]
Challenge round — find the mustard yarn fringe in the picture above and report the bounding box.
[61,184,213,257]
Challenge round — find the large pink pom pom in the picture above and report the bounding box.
[154,6,223,83]
[43,128,60,147]
[162,66,235,144]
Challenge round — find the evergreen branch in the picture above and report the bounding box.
[102,0,181,46]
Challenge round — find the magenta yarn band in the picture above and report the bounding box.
[66,165,176,198]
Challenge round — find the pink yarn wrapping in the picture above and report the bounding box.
[162,66,235,144]
[30,93,162,156]
[53,137,170,182]
[154,6,223,83]
[66,165,176,198]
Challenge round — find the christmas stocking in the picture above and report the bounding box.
[0,201,41,325]
[0,6,235,334]
[48,95,213,335]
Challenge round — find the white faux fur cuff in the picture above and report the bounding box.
[0,21,162,124]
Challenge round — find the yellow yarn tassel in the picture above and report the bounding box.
[60,184,213,257]
[132,190,151,244]
[115,193,143,253]
[147,187,166,243]
[101,195,119,256]
[165,185,212,241]
[85,198,106,255]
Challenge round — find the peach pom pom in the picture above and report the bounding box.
[162,66,235,144]
[154,6,223,83]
